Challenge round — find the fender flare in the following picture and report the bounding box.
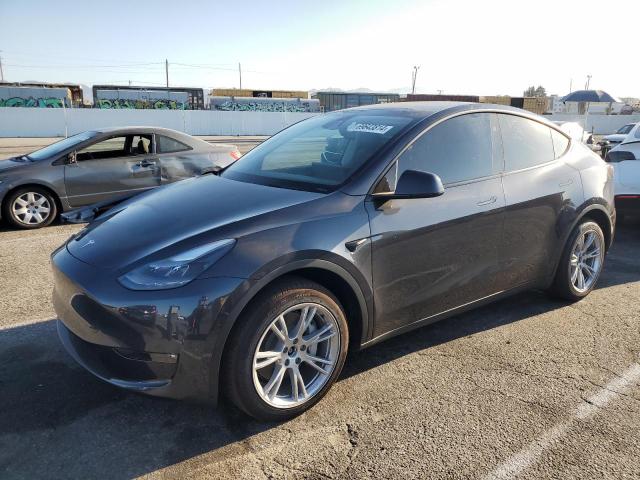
[206,257,372,403]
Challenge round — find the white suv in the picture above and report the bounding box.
[607,123,640,218]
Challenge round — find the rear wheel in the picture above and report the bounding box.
[3,187,57,229]
[223,277,349,421]
[550,221,605,301]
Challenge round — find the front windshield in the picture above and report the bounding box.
[617,124,634,135]
[222,112,413,192]
[27,131,97,161]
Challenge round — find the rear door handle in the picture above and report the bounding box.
[476,196,497,206]
[137,159,156,168]
[559,179,573,187]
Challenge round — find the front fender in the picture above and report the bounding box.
[205,254,373,404]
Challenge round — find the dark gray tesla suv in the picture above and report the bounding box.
[0,127,240,229]
[52,102,615,420]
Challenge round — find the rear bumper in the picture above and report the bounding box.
[52,245,245,403]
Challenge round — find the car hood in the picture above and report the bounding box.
[603,134,627,143]
[0,158,29,172]
[66,175,324,269]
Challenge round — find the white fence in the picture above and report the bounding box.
[546,114,640,135]
[0,107,319,137]
[0,107,639,138]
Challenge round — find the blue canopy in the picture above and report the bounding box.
[562,90,620,103]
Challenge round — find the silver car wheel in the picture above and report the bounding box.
[12,192,51,225]
[252,303,340,409]
[569,228,604,293]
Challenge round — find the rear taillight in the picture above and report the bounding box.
[230,150,241,160]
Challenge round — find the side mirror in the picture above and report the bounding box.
[67,151,77,164]
[372,169,444,200]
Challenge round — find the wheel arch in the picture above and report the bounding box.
[210,258,372,404]
[549,203,613,286]
[579,206,613,251]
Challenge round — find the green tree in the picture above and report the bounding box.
[523,85,547,97]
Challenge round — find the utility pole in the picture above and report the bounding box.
[411,66,420,95]
[0,51,4,82]
[585,74,592,90]
[569,78,572,93]
[238,62,242,90]
[165,59,169,88]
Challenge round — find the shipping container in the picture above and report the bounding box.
[211,88,309,99]
[92,85,204,110]
[1,82,82,106]
[313,91,400,112]
[210,96,320,112]
[0,86,71,108]
[405,94,480,103]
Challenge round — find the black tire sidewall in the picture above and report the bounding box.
[554,221,605,300]
[223,278,349,421]
[3,187,57,229]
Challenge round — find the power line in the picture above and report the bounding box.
[4,62,164,69]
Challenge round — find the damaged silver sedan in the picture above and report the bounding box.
[0,127,241,229]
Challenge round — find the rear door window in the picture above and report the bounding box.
[499,114,556,171]
[397,112,498,185]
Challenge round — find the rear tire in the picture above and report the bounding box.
[2,187,58,229]
[550,221,605,301]
[223,277,349,421]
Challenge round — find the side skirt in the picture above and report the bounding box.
[360,284,534,349]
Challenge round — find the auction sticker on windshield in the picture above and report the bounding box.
[347,122,395,135]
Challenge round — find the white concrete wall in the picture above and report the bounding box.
[0,107,319,137]
[1,107,638,137]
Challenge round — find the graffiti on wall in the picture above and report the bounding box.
[211,98,320,113]
[96,99,187,110]
[0,97,65,108]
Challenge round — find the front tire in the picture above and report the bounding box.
[3,187,57,229]
[223,277,349,421]
[550,221,605,301]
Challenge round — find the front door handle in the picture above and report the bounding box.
[476,196,497,206]
[136,160,156,168]
[559,179,573,187]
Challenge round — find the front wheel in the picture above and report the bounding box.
[3,187,58,229]
[550,221,606,301]
[223,277,349,421]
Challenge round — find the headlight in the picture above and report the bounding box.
[118,239,235,290]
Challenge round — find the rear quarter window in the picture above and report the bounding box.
[157,135,191,154]
[499,114,556,171]
[551,129,570,158]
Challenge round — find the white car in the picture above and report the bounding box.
[603,122,636,147]
[599,122,637,158]
[606,123,640,218]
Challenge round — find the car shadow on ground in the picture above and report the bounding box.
[0,221,638,479]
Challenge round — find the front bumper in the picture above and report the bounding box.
[52,245,245,403]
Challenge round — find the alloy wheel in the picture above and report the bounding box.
[12,192,51,226]
[569,228,604,293]
[252,303,340,408]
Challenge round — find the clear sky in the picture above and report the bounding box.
[0,0,638,98]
